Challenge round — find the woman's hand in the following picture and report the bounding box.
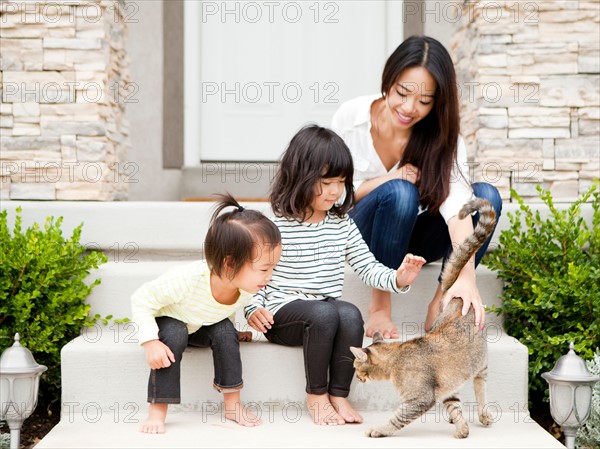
[355,164,420,202]
[143,339,176,369]
[248,307,274,333]
[396,163,420,184]
[444,213,484,329]
[442,270,485,329]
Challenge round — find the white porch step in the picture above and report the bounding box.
[35,408,563,449]
[4,200,594,255]
[2,201,271,254]
[84,261,506,329]
[61,329,527,415]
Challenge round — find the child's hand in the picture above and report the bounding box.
[238,331,253,342]
[396,253,426,288]
[248,308,274,333]
[143,339,176,369]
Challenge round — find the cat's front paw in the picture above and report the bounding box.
[365,428,387,438]
[453,425,469,439]
[479,413,493,427]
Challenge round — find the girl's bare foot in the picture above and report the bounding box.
[140,403,168,434]
[329,396,363,423]
[223,391,263,427]
[307,394,345,425]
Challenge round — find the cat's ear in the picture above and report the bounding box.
[350,346,368,362]
[372,331,384,344]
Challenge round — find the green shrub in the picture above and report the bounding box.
[0,430,8,449]
[576,349,600,449]
[484,183,600,406]
[0,207,110,409]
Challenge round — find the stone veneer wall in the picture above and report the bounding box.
[451,0,599,201]
[0,0,131,200]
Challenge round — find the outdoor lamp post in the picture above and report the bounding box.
[0,333,47,449]
[542,342,599,449]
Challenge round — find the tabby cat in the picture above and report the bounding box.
[350,198,497,439]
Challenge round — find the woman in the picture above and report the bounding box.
[331,35,502,339]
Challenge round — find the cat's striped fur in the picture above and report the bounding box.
[350,198,496,439]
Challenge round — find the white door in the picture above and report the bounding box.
[185,1,403,163]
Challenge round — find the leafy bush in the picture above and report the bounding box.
[484,183,600,405]
[576,349,600,449]
[0,207,109,408]
[0,430,8,449]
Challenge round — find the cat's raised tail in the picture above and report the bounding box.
[440,199,496,293]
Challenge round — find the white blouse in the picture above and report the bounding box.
[331,94,474,224]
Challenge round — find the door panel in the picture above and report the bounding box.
[193,1,397,162]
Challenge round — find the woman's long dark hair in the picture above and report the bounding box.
[381,35,461,214]
[270,124,354,222]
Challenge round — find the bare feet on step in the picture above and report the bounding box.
[140,403,168,434]
[223,391,263,427]
[307,394,346,425]
[330,396,363,423]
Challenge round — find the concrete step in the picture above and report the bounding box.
[181,164,276,201]
[84,261,505,329]
[61,328,528,416]
[4,200,595,256]
[35,408,563,449]
[2,201,271,256]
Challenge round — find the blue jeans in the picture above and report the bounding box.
[265,298,364,397]
[147,317,242,404]
[349,181,502,276]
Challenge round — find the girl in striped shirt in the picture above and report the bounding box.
[245,125,425,426]
[132,195,281,433]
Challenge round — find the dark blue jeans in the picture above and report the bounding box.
[147,317,242,404]
[349,181,502,275]
[265,298,364,397]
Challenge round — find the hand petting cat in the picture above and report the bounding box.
[442,263,486,330]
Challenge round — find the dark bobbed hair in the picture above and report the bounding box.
[270,124,355,222]
[381,35,461,214]
[205,193,281,279]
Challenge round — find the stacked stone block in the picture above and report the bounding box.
[0,0,131,200]
[451,0,599,201]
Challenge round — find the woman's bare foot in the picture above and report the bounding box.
[140,403,168,434]
[223,391,263,427]
[424,283,443,332]
[307,394,345,425]
[330,396,363,423]
[365,309,399,339]
[366,290,398,339]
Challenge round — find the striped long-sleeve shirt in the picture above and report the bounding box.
[131,261,251,344]
[244,213,409,319]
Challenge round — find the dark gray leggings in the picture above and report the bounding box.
[147,317,242,404]
[265,298,364,397]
